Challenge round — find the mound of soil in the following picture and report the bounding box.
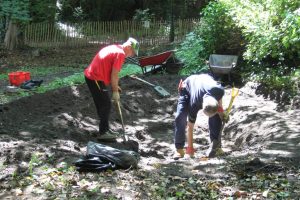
[1,72,300,198]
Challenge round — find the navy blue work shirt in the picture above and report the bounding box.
[182,74,224,120]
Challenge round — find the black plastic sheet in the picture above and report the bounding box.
[74,141,139,172]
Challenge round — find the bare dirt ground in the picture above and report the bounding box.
[0,47,300,199]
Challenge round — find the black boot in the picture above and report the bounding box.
[206,139,221,158]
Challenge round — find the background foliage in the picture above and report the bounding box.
[0,0,206,49]
[1,0,299,102]
[223,0,300,100]
[223,0,300,65]
[176,0,300,102]
[56,0,206,22]
[176,1,242,74]
[0,0,30,22]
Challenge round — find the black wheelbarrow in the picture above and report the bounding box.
[208,54,238,82]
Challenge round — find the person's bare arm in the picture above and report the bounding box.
[187,121,194,148]
[218,99,223,110]
[111,67,119,92]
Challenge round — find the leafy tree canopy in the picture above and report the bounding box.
[29,0,56,23]
[56,0,205,22]
[0,0,30,22]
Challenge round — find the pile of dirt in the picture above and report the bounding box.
[1,73,300,198]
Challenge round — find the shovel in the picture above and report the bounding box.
[129,75,170,97]
[95,81,139,151]
[114,100,127,142]
[215,87,239,155]
[114,100,140,152]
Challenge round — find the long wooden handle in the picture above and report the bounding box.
[115,101,126,141]
[129,75,155,87]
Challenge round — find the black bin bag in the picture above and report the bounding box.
[74,141,139,172]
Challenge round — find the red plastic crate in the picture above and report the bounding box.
[8,71,31,86]
[23,72,30,81]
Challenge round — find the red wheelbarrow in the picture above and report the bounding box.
[126,50,182,74]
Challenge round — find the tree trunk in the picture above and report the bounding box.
[4,21,18,50]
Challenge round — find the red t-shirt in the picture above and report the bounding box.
[84,45,125,85]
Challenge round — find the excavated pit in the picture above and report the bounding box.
[1,74,300,181]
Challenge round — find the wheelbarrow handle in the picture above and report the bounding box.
[129,75,155,87]
[232,62,237,68]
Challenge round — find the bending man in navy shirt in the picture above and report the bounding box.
[174,74,225,159]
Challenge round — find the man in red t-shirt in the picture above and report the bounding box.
[84,37,139,140]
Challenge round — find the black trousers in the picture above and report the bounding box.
[85,76,111,134]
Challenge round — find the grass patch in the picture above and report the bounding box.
[0,73,8,80]
[0,63,141,104]
[119,64,141,77]
[36,72,84,93]
[0,65,83,81]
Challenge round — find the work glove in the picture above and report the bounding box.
[112,91,120,102]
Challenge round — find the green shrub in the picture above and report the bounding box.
[223,0,300,65]
[221,0,300,100]
[175,32,208,74]
[176,1,242,74]
[176,0,299,101]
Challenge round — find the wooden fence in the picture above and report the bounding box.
[24,19,200,48]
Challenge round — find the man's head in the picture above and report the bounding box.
[123,37,139,57]
[202,95,219,117]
